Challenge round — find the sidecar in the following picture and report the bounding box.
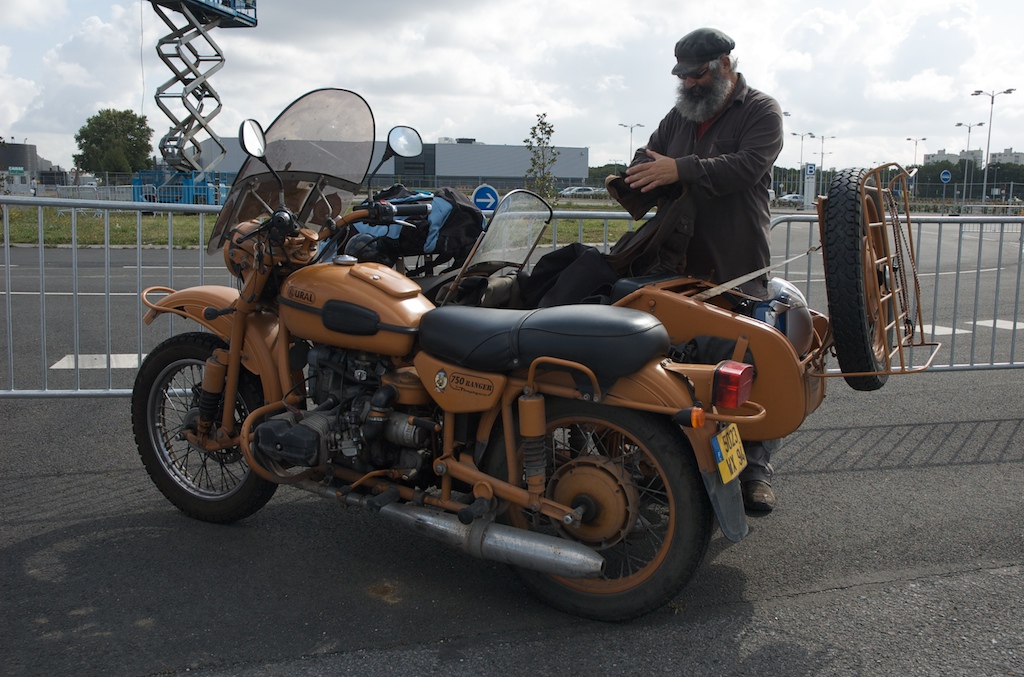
[612,164,940,441]
[433,164,940,443]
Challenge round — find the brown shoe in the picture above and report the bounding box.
[742,480,776,513]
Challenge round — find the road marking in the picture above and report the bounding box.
[973,320,1024,330]
[921,325,972,336]
[51,354,145,369]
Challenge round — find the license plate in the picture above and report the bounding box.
[711,423,747,483]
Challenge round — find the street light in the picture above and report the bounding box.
[906,138,926,198]
[955,121,984,211]
[791,131,815,199]
[818,135,835,194]
[618,123,645,164]
[972,88,1015,204]
[906,137,927,166]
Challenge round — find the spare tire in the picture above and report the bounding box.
[822,168,893,391]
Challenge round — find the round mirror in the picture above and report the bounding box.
[238,119,266,158]
[387,126,423,158]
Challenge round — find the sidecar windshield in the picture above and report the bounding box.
[208,89,376,254]
[439,190,552,304]
[461,190,553,273]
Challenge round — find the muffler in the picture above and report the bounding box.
[297,480,604,578]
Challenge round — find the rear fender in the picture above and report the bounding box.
[602,360,750,542]
[142,285,281,390]
[603,361,724,470]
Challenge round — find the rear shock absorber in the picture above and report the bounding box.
[518,392,547,508]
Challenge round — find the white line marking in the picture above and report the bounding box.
[973,320,1024,330]
[51,354,145,369]
[921,325,972,336]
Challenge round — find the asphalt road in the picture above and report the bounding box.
[1,228,1023,676]
[2,370,1021,676]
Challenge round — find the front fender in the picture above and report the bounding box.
[141,285,281,387]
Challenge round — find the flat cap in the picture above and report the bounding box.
[671,28,735,76]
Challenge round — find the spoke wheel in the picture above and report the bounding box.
[486,398,713,621]
[823,168,894,391]
[131,332,277,522]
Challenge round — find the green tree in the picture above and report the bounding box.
[74,109,153,174]
[589,162,626,182]
[524,113,560,201]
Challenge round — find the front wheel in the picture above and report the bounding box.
[485,398,713,621]
[131,332,277,523]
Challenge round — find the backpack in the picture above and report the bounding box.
[360,185,484,268]
[424,187,485,266]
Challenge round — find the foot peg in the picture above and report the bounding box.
[457,497,491,524]
[366,486,400,512]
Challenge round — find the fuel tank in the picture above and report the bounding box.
[278,258,434,355]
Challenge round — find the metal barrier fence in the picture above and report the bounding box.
[1,195,1022,398]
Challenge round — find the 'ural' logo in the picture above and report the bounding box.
[288,287,316,304]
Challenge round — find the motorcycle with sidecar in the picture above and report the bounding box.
[133,88,938,620]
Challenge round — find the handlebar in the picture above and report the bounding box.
[393,203,431,217]
[363,200,430,221]
[321,200,432,242]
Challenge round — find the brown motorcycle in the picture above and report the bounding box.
[133,88,936,621]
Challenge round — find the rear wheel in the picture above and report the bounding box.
[131,332,277,522]
[486,398,713,621]
[823,168,893,391]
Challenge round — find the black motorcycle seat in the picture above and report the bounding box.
[419,304,669,385]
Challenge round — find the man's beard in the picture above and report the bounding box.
[674,70,733,122]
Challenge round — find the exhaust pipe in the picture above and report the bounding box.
[373,501,605,578]
[297,480,604,578]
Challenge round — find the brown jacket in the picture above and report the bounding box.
[635,74,784,294]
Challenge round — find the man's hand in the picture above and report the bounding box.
[624,149,679,192]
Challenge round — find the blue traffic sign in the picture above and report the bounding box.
[472,184,499,211]
[940,169,952,183]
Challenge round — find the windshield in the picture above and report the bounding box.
[208,88,375,253]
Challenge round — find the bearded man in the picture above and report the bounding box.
[624,28,785,512]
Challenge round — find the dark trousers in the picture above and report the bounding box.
[740,438,780,483]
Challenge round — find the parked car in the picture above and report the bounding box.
[776,193,806,208]
[558,186,604,198]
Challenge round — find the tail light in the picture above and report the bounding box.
[713,360,754,409]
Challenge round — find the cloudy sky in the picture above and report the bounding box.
[2,0,1022,174]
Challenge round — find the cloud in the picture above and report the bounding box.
[0,47,42,133]
[0,0,70,30]
[3,0,1023,172]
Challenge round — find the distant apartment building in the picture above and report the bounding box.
[923,148,985,165]
[990,148,1024,165]
[923,148,1021,167]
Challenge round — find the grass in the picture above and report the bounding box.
[2,205,224,248]
[549,213,634,246]
[0,202,637,248]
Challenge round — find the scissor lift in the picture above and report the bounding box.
[149,1,257,177]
